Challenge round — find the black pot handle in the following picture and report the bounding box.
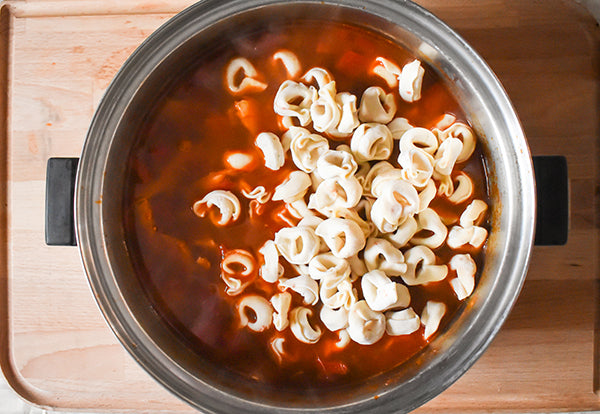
[43,156,569,247]
[532,155,569,246]
[45,157,78,246]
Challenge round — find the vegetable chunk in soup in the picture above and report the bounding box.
[123,20,489,393]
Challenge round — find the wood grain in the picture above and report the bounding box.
[0,0,598,412]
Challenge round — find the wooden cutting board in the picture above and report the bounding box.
[0,0,598,412]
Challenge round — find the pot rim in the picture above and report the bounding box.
[75,0,536,412]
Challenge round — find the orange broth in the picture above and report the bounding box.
[122,20,489,391]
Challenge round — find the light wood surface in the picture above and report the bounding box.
[0,0,598,412]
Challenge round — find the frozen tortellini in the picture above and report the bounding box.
[315,217,366,259]
[399,59,424,102]
[411,208,448,249]
[421,301,446,339]
[199,53,489,353]
[385,307,420,336]
[358,86,397,124]
[372,57,401,88]
[434,137,463,177]
[386,216,418,248]
[402,245,448,286]
[226,57,267,95]
[274,80,316,126]
[320,306,349,332]
[193,190,241,226]
[271,292,292,331]
[288,127,330,173]
[241,185,271,204]
[447,200,489,249]
[449,254,477,300]
[273,50,302,78]
[225,151,255,170]
[320,274,357,310]
[447,225,488,250]
[290,307,322,344]
[275,226,321,265]
[370,179,419,233]
[259,240,283,283]
[303,67,333,89]
[388,117,413,140]
[255,132,285,171]
[363,238,407,276]
[311,81,342,133]
[238,295,273,332]
[361,270,410,312]
[347,300,386,345]
[308,253,351,281]
[397,130,439,189]
[316,149,358,180]
[272,170,312,202]
[279,274,319,305]
[221,249,257,296]
[436,122,476,163]
[308,176,362,214]
[333,92,361,136]
[447,172,474,204]
[351,123,393,163]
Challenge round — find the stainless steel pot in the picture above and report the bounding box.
[52,0,543,412]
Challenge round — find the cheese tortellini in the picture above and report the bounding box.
[315,218,366,259]
[238,295,273,332]
[370,179,419,233]
[320,306,349,332]
[259,240,283,283]
[385,307,420,336]
[372,57,401,88]
[351,123,393,162]
[402,245,448,286]
[280,274,319,305]
[274,80,316,125]
[363,238,407,276]
[221,249,257,296]
[226,57,267,94]
[361,270,410,312]
[290,307,322,344]
[273,50,301,78]
[311,81,342,133]
[308,176,362,213]
[316,149,358,180]
[272,171,312,202]
[320,273,357,310]
[421,301,446,339]
[308,253,351,281]
[195,52,489,356]
[255,132,285,171]
[347,300,386,345]
[271,292,292,331]
[333,92,360,136]
[447,199,489,249]
[275,226,320,265]
[358,86,397,124]
[193,190,241,226]
[449,254,477,300]
[399,59,425,102]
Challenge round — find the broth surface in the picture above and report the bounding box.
[123,20,489,392]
